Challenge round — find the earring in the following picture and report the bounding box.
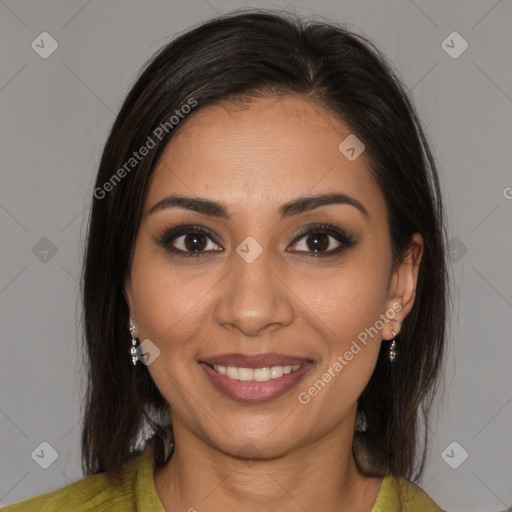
[129,321,138,366]
[389,331,398,362]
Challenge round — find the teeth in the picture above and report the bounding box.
[226,366,238,379]
[212,364,301,382]
[238,367,254,381]
[270,366,283,379]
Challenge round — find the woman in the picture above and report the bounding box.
[2,9,449,511]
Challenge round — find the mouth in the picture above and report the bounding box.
[199,353,313,403]
[205,362,303,382]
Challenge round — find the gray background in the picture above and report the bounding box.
[1,0,511,511]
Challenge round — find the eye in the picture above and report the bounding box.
[155,222,356,259]
[287,223,356,257]
[155,224,223,257]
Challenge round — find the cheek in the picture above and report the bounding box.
[129,246,207,351]
[290,257,388,393]
[133,279,201,347]
[296,278,385,414]
[130,262,209,409]
[291,253,389,337]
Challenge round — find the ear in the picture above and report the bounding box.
[382,232,424,340]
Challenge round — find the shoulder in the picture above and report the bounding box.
[373,474,446,512]
[0,447,154,512]
[0,472,126,512]
[353,432,446,512]
[396,477,446,512]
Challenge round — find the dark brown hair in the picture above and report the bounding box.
[81,9,450,486]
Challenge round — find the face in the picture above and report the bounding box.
[124,95,422,458]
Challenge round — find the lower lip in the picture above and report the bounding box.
[200,362,313,403]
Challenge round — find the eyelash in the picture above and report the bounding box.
[155,223,356,258]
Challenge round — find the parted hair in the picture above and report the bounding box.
[81,9,450,486]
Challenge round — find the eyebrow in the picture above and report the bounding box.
[148,192,369,220]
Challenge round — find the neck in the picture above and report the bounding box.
[153,425,383,512]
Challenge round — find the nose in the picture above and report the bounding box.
[213,244,295,338]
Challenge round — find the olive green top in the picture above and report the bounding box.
[1,443,445,511]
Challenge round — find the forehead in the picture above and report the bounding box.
[145,95,386,222]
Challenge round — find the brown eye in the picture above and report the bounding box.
[183,233,208,252]
[156,225,223,257]
[305,233,330,252]
[288,223,357,257]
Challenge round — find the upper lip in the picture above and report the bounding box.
[200,352,311,368]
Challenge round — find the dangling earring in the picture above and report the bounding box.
[129,321,138,366]
[389,330,398,362]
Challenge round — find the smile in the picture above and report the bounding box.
[210,364,302,382]
[199,355,313,403]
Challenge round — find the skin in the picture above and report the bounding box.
[124,95,423,512]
